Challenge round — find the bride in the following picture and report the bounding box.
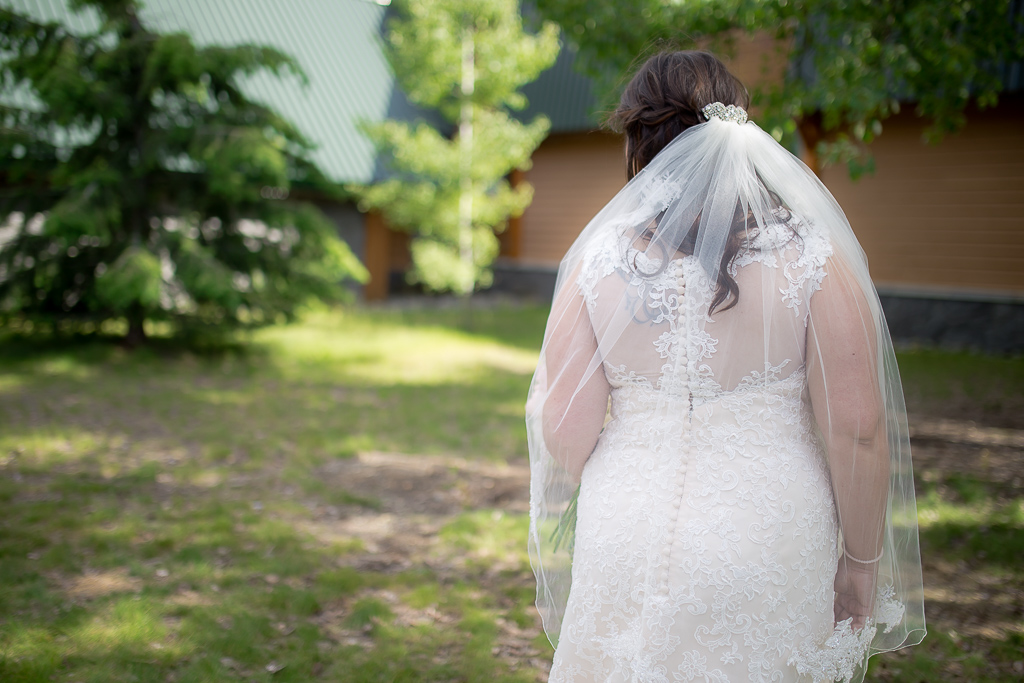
[526,51,926,682]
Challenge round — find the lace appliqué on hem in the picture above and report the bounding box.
[788,585,906,683]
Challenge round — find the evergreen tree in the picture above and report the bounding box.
[0,0,366,344]
[357,0,559,295]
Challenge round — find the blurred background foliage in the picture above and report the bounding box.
[0,0,366,345]
[355,0,559,295]
[534,0,1024,176]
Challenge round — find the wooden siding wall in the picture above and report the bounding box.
[363,211,411,300]
[820,97,1024,297]
[515,100,1024,299]
[362,211,391,301]
[518,132,626,265]
[714,32,790,111]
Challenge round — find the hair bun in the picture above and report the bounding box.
[607,50,750,179]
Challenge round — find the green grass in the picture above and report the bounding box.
[896,347,1024,428]
[0,305,546,683]
[0,304,1021,681]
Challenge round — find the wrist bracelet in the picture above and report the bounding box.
[844,548,883,564]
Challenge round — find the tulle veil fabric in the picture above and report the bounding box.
[526,109,925,680]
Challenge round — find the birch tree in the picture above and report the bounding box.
[358,0,559,295]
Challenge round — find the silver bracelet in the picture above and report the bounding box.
[844,548,884,564]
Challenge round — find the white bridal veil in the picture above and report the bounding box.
[526,104,926,679]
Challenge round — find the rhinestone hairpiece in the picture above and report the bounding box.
[702,102,748,125]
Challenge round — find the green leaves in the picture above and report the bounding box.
[357,0,558,295]
[409,232,498,292]
[534,0,1024,172]
[198,127,290,204]
[549,485,580,557]
[387,0,560,119]
[95,246,162,312]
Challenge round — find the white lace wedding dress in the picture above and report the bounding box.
[546,218,904,683]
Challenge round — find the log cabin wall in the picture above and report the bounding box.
[514,131,626,267]
[362,210,412,301]
[362,211,391,301]
[819,96,1024,298]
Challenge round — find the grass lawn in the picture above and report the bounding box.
[1,304,1022,682]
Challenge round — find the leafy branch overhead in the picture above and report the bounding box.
[0,0,366,343]
[534,0,1024,175]
[356,0,559,295]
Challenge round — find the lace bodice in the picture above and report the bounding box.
[577,215,829,400]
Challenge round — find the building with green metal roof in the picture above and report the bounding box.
[2,0,603,185]
[1,0,452,185]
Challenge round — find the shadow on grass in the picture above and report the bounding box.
[919,516,1024,569]
[869,629,1024,683]
[896,348,1024,429]
[0,465,538,683]
[916,472,1024,569]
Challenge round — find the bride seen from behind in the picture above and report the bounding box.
[526,51,926,682]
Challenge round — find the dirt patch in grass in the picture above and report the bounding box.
[292,452,529,575]
[317,451,529,517]
[59,568,143,601]
[288,451,550,677]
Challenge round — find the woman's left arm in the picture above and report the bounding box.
[539,278,611,481]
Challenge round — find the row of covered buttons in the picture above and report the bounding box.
[660,264,691,596]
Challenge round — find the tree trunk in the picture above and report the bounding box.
[124,309,147,348]
[458,29,475,298]
[797,112,823,177]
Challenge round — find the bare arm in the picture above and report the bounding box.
[540,277,611,481]
[807,257,890,627]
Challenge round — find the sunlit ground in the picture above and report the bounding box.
[0,304,1021,682]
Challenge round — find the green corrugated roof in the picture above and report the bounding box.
[2,0,406,184]
[520,41,601,133]
[1,0,599,184]
[158,0,396,186]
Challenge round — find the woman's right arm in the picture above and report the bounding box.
[807,255,890,628]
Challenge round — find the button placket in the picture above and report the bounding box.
[661,265,691,597]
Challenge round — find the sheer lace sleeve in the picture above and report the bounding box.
[540,265,611,481]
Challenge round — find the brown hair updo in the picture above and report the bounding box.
[608,51,761,314]
[608,51,749,180]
